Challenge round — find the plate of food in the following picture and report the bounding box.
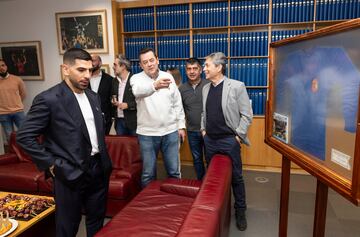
[0,218,18,237]
[0,194,55,221]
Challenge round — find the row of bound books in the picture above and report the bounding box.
[316,0,360,21]
[125,37,155,59]
[248,89,267,115]
[124,29,311,60]
[193,34,228,58]
[271,29,312,42]
[192,2,228,28]
[272,0,314,23]
[230,0,269,26]
[156,5,189,30]
[123,1,360,32]
[230,58,268,87]
[157,36,190,58]
[230,32,268,56]
[123,7,154,32]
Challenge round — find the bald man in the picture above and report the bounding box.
[90,54,114,134]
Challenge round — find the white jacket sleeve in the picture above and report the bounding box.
[130,73,156,99]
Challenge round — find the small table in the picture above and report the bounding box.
[0,192,55,237]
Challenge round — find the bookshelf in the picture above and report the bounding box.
[111,0,360,169]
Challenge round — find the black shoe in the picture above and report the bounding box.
[235,211,247,231]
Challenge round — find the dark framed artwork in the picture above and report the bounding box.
[56,10,108,54]
[266,19,360,205]
[0,41,44,80]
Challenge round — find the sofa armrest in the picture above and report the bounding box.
[114,170,132,179]
[160,178,202,198]
[0,153,19,165]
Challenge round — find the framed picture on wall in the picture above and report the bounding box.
[55,10,108,54]
[101,64,110,74]
[0,41,44,80]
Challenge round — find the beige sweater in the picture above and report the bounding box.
[0,74,26,114]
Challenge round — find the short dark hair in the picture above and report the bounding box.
[63,48,92,65]
[186,57,202,67]
[138,47,157,61]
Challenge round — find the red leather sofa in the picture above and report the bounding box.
[0,133,142,217]
[95,154,232,237]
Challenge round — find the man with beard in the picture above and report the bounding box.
[0,59,26,143]
[16,48,112,237]
[89,54,114,134]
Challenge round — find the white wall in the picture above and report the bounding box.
[0,0,115,111]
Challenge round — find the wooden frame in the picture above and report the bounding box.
[0,41,44,81]
[55,10,109,54]
[265,18,360,205]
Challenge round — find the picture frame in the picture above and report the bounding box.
[0,41,44,81]
[101,64,110,74]
[265,19,360,205]
[55,10,108,54]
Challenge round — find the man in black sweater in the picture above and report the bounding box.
[201,52,253,231]
[90,54,114,134]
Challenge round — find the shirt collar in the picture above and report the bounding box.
[211,76,225,87]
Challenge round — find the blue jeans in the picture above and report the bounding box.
[187,131,205,180]
[115,118,136,136]
[138,131,181,187]
[204,135,246,211]
[0,111,26,142]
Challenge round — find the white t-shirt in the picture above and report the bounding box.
[74,92,99,155]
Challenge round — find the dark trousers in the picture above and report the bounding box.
[105,117,113,135]
[54,156,108,237]
[187,131,205,180]
[204,135,246,211]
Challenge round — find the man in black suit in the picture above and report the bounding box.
[89,54,114,134]
[16,48,112,237]
[111,54,137,135]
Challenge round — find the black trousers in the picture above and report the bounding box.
[54,156,108,237]
[204,135,246,211]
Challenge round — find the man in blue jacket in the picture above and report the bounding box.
[17,48,112,237]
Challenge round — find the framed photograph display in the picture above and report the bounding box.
[56,10,108,54]
[0,41,44,80]
[265,19,360,205]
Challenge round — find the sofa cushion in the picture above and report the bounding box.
[160,178,202,198]
[96,181,195,237]
[108,175,131,199]
[0,162,43,192]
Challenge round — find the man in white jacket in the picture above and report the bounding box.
[130,47,186,187]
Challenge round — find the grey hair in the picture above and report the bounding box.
[205,52,227,75]
[116,54,131,71]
